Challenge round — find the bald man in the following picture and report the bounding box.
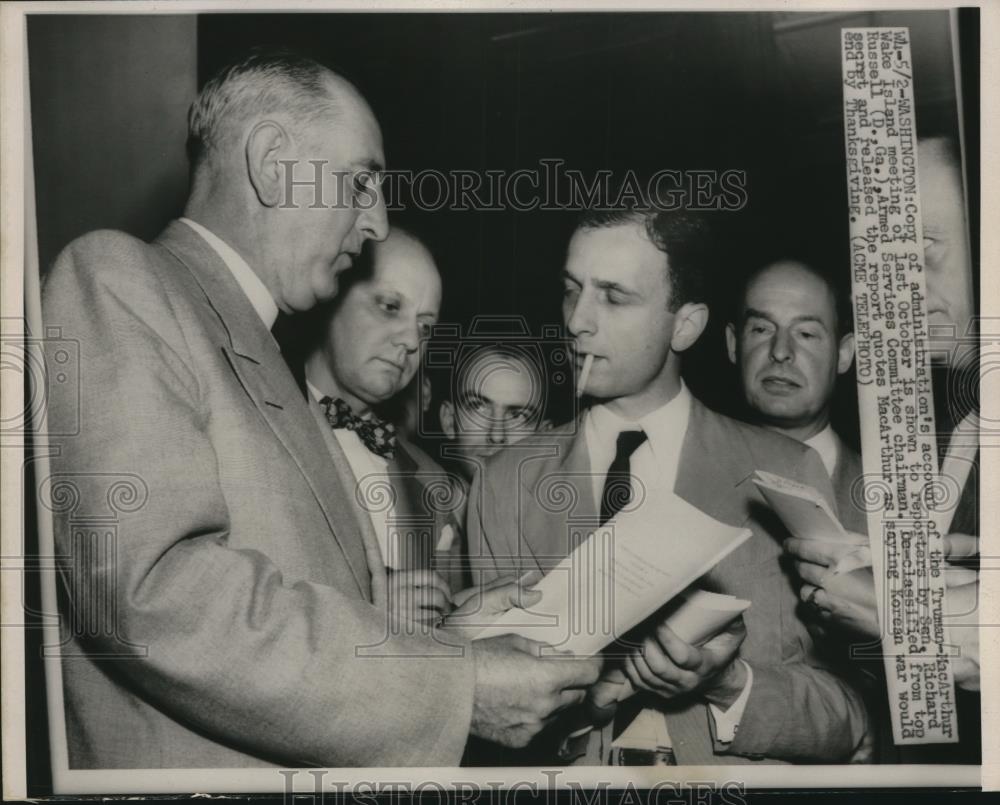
[303,229,469,605]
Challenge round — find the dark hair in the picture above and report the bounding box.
[453,343,546,402]
[576,204,713,312]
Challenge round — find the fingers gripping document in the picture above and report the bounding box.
[753,469,874,605]
[471,492,752,656]
[752,469,853,544]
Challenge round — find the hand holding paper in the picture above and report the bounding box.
[468,634,601,748]
[587,589,751,712]
[445,571,543,640]
[386,568,454,625]
[625,615,747,706]
[753,470,855,543]
[788,526,982,643]
[471,493,752,655]
[754,469,876,614]
[454,572,602,749]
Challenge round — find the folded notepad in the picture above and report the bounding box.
[752,469,853,543]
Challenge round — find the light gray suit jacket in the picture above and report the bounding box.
[466,399,869,764]
[830,432,866,533]
[42,222,475,769]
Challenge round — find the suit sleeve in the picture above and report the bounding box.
[718,445,870,762]
[43,232,475,767]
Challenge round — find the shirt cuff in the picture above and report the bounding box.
[708,660,754,743]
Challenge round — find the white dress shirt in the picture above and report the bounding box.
[584,382,751,745]
[585,382,691,508]
[804,423,839,478]
[179,217,279,330]
[306,381,400,568]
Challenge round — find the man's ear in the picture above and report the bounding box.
[837,332,856,375]
[439,400,456,439]
[725,322,738,365]
[670,302,709,353]
[246,120,288,208]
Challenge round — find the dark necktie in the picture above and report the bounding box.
[600,430,648,525]
[599,430,675,765]
[555,427,663,765]
[320,396,397,459]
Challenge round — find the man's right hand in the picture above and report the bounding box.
[469,635,601,748]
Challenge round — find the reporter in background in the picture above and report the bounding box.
[300,227,465,615]
[439,343,552,483]
[726,258,862,530]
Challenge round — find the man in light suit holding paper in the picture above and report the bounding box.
[467,203,869,765]
[42,49,599,769]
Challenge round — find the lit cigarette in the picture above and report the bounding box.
[576,353,594,398]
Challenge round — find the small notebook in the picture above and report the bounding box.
[752,469,852,543]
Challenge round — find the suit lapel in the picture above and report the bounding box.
[155,221,372,597]
[390,444,421,519]
[521,420,599,567]
[306,399,385,595]
[674,399,754,526]
[386,443,435,571]
[831,433,867,532]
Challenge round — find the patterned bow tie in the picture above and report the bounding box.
[320,396,397,459]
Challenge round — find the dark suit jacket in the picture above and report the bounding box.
[42,222,475,769]
[391,439,470,593]
[308,409,469,593]
[466,398,869,764]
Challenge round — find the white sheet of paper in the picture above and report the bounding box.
[752,469,851,543]
[658,588,751,646]
[472,493,752,655]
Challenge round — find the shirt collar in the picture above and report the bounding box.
[305,380,325,405]
[306,379,373,421]
[179,217,279,331]
[587,382,692,464]
[804,423,839,478]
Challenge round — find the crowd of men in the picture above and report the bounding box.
[43,50,980,769]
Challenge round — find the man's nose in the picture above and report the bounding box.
[358,188,389,242]
[566,292,596,338]
[392,320,420,353]
[486,409,509,446]
[769,330,793,363]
